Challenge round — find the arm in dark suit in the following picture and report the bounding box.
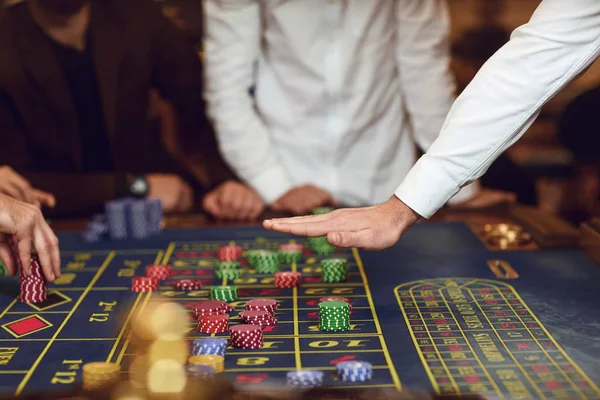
[144,1,237,188]
[0,91,125,217]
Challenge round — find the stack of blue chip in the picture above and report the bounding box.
[335,361,372,382]
[82,198,164,242]
[191,338,228,357]
[186,364,215,379]
[286,370,324,387]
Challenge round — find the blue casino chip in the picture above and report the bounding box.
[286,370,324,387]
[192,338,228,357]
[336,361,373,382]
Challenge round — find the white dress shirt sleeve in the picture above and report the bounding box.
[203,0,294,203]
[395,0,600,218]
[395,0,480,205]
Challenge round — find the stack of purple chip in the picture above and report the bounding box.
[81,198,164,242]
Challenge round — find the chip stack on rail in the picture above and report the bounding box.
[19,254,47,303]
[318,300,350,332]
[210,285,238,301]
[277,243,303,263]
[286,370,324,387]
[274,271,302,288]
[82,362,121,390]
[188,355,224,373]
[238,310,277,326]
[308,236,335,255]
[192,338,228,357]
[217,245,243,261]
[230,324,264,349]
[321,258,347,283]
[245,298,278,315]
[145,264,171,281]
[335,361,373,382]
[130,276,158,292]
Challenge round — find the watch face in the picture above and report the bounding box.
[131,177,148,196]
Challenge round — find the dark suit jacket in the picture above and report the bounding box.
[0,0,232,217]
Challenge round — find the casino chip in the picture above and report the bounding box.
[319,296,352,311]
[247,250,279,274]
[131,276,159,292]
[146,264,171,280]
[174,279,203,291]
[186,364,214,379]
[274,271,302,288]
[197,314,229,333]
[239,310,277,326]
[192,338,228,357]
[210,285,238,302]
[277,243,303,264]
[82,362,121,390]
[19,252,47,303]
[308,236,336,255]
[217,245,243,261]
[245,298,278,315]
[188,354,224,373]
[190,300,227,317]
[312,207,334,215]
[336,361,373,382]
[318,300,350,332]
[230,324,264,349]
[286,370,324,387]
[321,258,347,283]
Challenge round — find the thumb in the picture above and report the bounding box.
[327,230,371,249]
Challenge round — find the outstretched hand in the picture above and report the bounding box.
[263,196,420,250]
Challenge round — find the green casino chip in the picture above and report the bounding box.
[216,261,240,270]
[277,250,302,264]
[215,268,241,280]
[0,261,6,276]
[255,250,280,274]
[312,207,334,215]
[210,285,239,301]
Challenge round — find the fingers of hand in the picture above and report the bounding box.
[33,190,56,208]
[32,227,58,282]
[16,239,31,276]
[202,193,220,217]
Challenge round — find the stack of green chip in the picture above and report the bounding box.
[321,258,347,283]
[210,285,239,301]
[246,249,266,267]
[277,249,302,263]
[318,301,350,332]
[308,236,336,255]
[254,250,280,274]
[215,260,241,280]
[312,207,334,215]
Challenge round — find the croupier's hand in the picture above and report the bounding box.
[0,193,60,281]
[264,195,420,250]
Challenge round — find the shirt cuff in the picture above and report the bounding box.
[247,166,294,204]
[394,156,468,219]
[447,181,481,205]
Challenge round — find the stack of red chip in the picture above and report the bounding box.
[131,276,159,292]
[190,300,235,318]
[198,314,229,333]
[219,301,235,313]
[239,310,277,326]
[145,264,171,280]
[319,296,352,311]
[230,324,263,349]
[20,255,47,303]
[245,298,277,315]
[274,272,302,288]
[174,279,203,291]
[217,245,243,261]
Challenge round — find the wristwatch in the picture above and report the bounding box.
[128,175,149,198]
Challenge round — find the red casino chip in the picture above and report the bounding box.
[217,301,234,313]
[274,271,302,288]
[145,264,172,280]
[245,298,278,315]
[217,245,243,261]
[319,296,352,311]
[131,276,159,292]
[174,279,203,291]
[191,300,227,318]
[198,314,229,333]
[20,255,48,303]
[238,310,277,326]
[230,324,263,349]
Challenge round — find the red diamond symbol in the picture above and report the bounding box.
[2,315,52,338]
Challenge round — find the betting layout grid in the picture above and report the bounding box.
[0,234,399,393]
[117,236,401,390]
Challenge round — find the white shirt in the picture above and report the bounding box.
[396,0,600,218]
[203,0,478,206]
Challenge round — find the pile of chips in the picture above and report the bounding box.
[319,296,352,311]
[239,310,277,326]
[308,236,335,255]
[215,261,241,280]
[230,324,264,349]
[188,354,224,373]
[245,298,278,315]
[82,362,121,390]
[336,361,373,382]
[321,258,347,283]
[131,276,159,292]
[217,245,242,261]
[197,314,229,333]
[19,257,47,303]
[247,250,280,274]
[210,285,238,301]
[277,243,303,263]
[186,364,215,380]
[174,279,203,291]
[192,338,227,357]
[274,271,302,288]
[286,370,324,387]
[145,264,171,281]
[191,300,232,318]
[83,198,163,242]
[319,300,351,332]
